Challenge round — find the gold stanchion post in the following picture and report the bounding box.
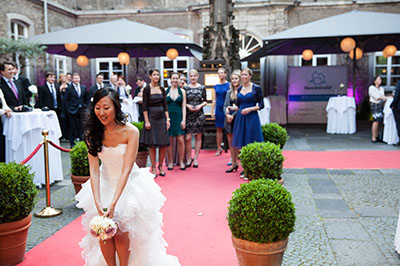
[34,129,63,218]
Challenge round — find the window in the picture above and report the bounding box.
[375,52,400,90]
[299,54,331,67]
[96,58,124,84]
[54,55,67,79]
[160,57,189,87]
[10,20,30,77]
[239,33,262,60]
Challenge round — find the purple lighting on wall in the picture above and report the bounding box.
[346,82,363,105]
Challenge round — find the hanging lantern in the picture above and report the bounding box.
[383,45,397,58]
[349,47,363,60]
[64,43,78,52]
[340,38,356,52]
[166,48,179,60]
[76,55,89,67]
[118,52,130,65]
[302,49,313,61]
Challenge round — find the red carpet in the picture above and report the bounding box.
[20,149,400,266]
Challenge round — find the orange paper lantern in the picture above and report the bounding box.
[302,49,313,61]
[118,52,130,65]
[166,48,179,60]
[383,45,397,58]
[77,55,89,67]
[64,43,78,52]
[340,38,356,52]
[349,47,363,60]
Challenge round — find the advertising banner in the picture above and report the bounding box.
[287,66,348,123]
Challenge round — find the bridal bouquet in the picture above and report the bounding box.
[89,215,118,243]
[125,85,132,95]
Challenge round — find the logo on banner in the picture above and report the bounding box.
[305,71,331,90]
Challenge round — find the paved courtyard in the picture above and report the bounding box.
[26,121,400,265]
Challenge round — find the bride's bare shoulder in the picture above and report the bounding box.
[121,123,139,137]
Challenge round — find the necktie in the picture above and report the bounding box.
[8,80,19,100]
[51,84,57,108]
[75,84,81,97]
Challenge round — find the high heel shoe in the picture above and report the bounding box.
[180,165,186,170]
[193,160,199,168]
[151,166,158,178]
[186,159,192,167]
[158,165,166,176]
[226,165,238,173]
[167,165,173,171]
[214,149,223,156]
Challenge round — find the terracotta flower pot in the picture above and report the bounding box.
[136,150,149,168]
[71,174,90,194]
[232,236,288,266]
[0,214,32,266]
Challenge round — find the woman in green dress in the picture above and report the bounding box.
[166,72,187,170]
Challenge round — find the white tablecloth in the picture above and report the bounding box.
[3,110,63,187]
[383,98,399,145]
[268,95,287,125]
[326,96,356,134]
[121,100,139,122]
[258,97,271,125]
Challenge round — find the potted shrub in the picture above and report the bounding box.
[132,121,149,167]
[70,140,90,194]
[228,179,296,266]
[0,162,37,266]
[261,123,288,149]
[239,142,284,183]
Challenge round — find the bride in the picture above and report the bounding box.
[76,88,180,266]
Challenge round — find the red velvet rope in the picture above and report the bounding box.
[49,141,71,153]
[20,143,43,165]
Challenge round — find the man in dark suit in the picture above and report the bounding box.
[64,73,88,147]
[0,61,27,110]
[14,66,32,104]
[88,73,104,104]
[391,80,400,146]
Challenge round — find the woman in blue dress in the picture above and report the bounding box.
[211,67,230,156]
[231,68,264,152]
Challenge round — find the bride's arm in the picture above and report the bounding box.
[88,153,104,216]
[104,125,139,218]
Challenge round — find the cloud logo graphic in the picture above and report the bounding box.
[309,71,327,85]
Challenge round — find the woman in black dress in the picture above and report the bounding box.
[185,69,207,168]
[140,69,170,177]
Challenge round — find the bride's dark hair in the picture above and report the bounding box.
[84,88,126,156]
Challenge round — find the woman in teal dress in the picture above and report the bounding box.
[166,72,187,170]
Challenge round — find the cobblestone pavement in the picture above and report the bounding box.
[26,123,400,265]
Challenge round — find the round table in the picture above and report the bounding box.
[383,97,399,145]
[258,97,271,125]
[326,96,356,134]
[3,110,63,187]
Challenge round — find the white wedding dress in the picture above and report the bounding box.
[75,144,180,266]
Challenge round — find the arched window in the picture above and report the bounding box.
[10,20,28,40]
[238,33,262,60]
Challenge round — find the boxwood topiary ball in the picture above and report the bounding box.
[261,123,288,149]
[227,179,296,243]
[239,142,284,180]
[70,140,90,176]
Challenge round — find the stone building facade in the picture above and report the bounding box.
[1,0,400,114]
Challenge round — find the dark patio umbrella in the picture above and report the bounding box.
[243,10,400,60]
[29,18,202,58]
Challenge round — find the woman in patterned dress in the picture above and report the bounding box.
[185,69,207,168]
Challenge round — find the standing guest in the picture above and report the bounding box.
[88,73,104,103]
[211,67,230,156]
[391,80,400,146]
[179,74,188,88]
[116,76,129,102]
[230,68,264,178]
[224,70,241,173]
[109,74,118,90]
[185,69,207,168]
[140,69,170,177]
[131,77,147,122]
[369,76,387,143]
[58,73,69,140]
[35,72,61,113]
[0,89,12,162]
[64,73,88,147]
[14,65,32,104]
[0,61,27,110]
[166,72,187,171]
[66,73,73,85]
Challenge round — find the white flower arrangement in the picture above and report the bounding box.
[28,85,38,94]
[89,215,118,243]
[125,85,132,95]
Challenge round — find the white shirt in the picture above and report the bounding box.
[0,89,11,115]
[368,85,385,104]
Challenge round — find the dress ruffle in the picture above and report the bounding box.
[75,144,180,266]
